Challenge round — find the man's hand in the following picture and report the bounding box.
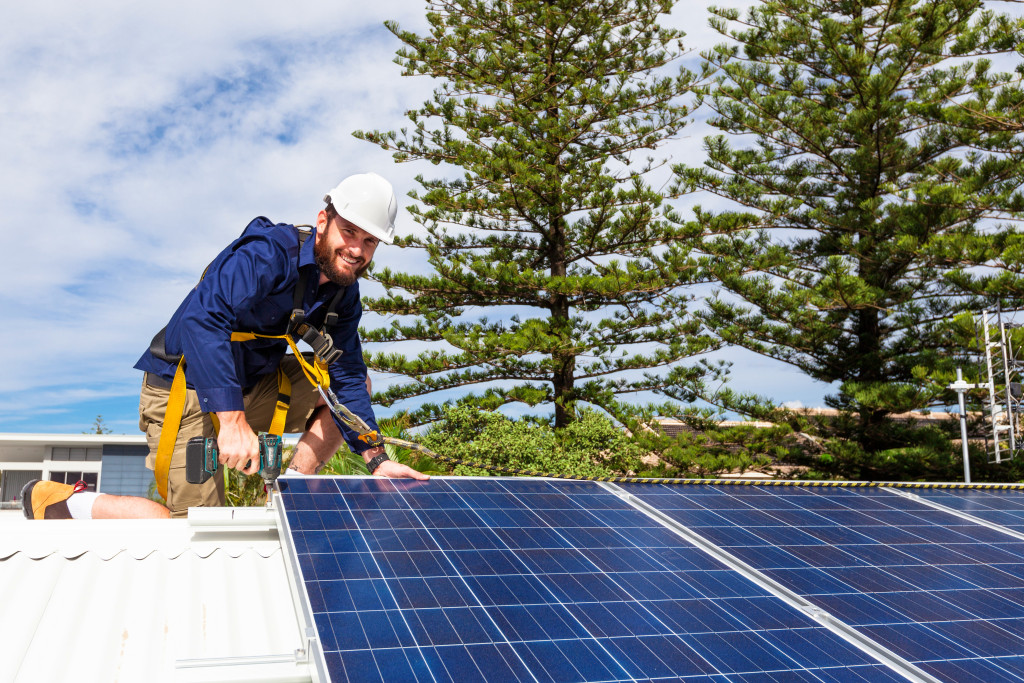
[215,411,260,475]
[373,458,430,480]
[364,446,430,480]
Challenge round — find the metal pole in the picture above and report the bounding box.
[954,368,972,484]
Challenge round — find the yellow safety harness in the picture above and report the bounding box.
[151,227,342,500]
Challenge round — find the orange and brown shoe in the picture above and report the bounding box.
[20,480,87,520]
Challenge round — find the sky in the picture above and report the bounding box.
[0,0,900,434]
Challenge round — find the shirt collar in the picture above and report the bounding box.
[298,225,318,268]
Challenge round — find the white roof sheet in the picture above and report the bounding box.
[0,512,311,683]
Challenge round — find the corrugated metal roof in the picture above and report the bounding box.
[0,510,312,683]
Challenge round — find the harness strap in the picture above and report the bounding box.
[287,228,312,333]
[154,359,188,500]
[228,331,331,388]
[270,366,291,436]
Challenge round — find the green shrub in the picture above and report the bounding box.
[630,420,790,478]
[419,406,645,478]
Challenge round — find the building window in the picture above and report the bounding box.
[49,471,98,491]
[51,447,102,461]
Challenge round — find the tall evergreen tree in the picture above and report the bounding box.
[677,0,1024,474]
[357,0,715,427]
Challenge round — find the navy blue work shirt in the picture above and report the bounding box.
[134,216,380,453]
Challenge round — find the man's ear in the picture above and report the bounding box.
[315,209,329,242]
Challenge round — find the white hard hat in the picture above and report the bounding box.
[323,172,397,244]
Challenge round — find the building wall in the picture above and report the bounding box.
[0,444,46,460]
[100,445,153,498]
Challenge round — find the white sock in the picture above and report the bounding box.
[66,492,103,520]
[281,467,302,478]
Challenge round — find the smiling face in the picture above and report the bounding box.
[314,208,379,287]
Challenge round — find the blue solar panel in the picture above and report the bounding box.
[911,488,1024,535]
[279,478,907,682]
[624,483,1024,682]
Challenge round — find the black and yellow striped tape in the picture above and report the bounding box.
[384,437,1024,491]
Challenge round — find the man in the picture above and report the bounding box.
[23,172,427,520]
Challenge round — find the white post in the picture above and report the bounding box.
[950,368,975,484]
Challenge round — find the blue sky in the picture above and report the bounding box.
[0,0,857,435]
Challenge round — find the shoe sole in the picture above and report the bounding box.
[20,479,37,520]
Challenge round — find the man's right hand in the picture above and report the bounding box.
[214,411,260,475]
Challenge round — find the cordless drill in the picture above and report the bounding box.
[185,433,283,488]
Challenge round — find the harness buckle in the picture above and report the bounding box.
[321,346,343,365]
[295,323,342,366]
[286,308,306,335]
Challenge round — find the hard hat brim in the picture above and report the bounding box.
[331,203,395,245]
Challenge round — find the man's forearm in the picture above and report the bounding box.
[290,406,344,474]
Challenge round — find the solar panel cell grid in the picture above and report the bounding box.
[280,478,908,682]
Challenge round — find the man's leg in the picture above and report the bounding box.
[21,479,170,520]
[92,492,170,519]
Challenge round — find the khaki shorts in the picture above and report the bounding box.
[139,355,321,517]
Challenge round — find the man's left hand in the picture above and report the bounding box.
[369,454,430,480]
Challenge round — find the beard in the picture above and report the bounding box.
[314,237,370,287]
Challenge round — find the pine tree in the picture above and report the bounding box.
[357,0,715,428]
[676,0,1024,475]
[84,415,112,435]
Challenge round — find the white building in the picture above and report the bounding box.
[0,433,152,508]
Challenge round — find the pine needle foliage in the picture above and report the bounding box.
[675,0,1024,473]
[356,0,717,428]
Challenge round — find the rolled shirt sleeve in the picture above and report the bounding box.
[324,282,381,454]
